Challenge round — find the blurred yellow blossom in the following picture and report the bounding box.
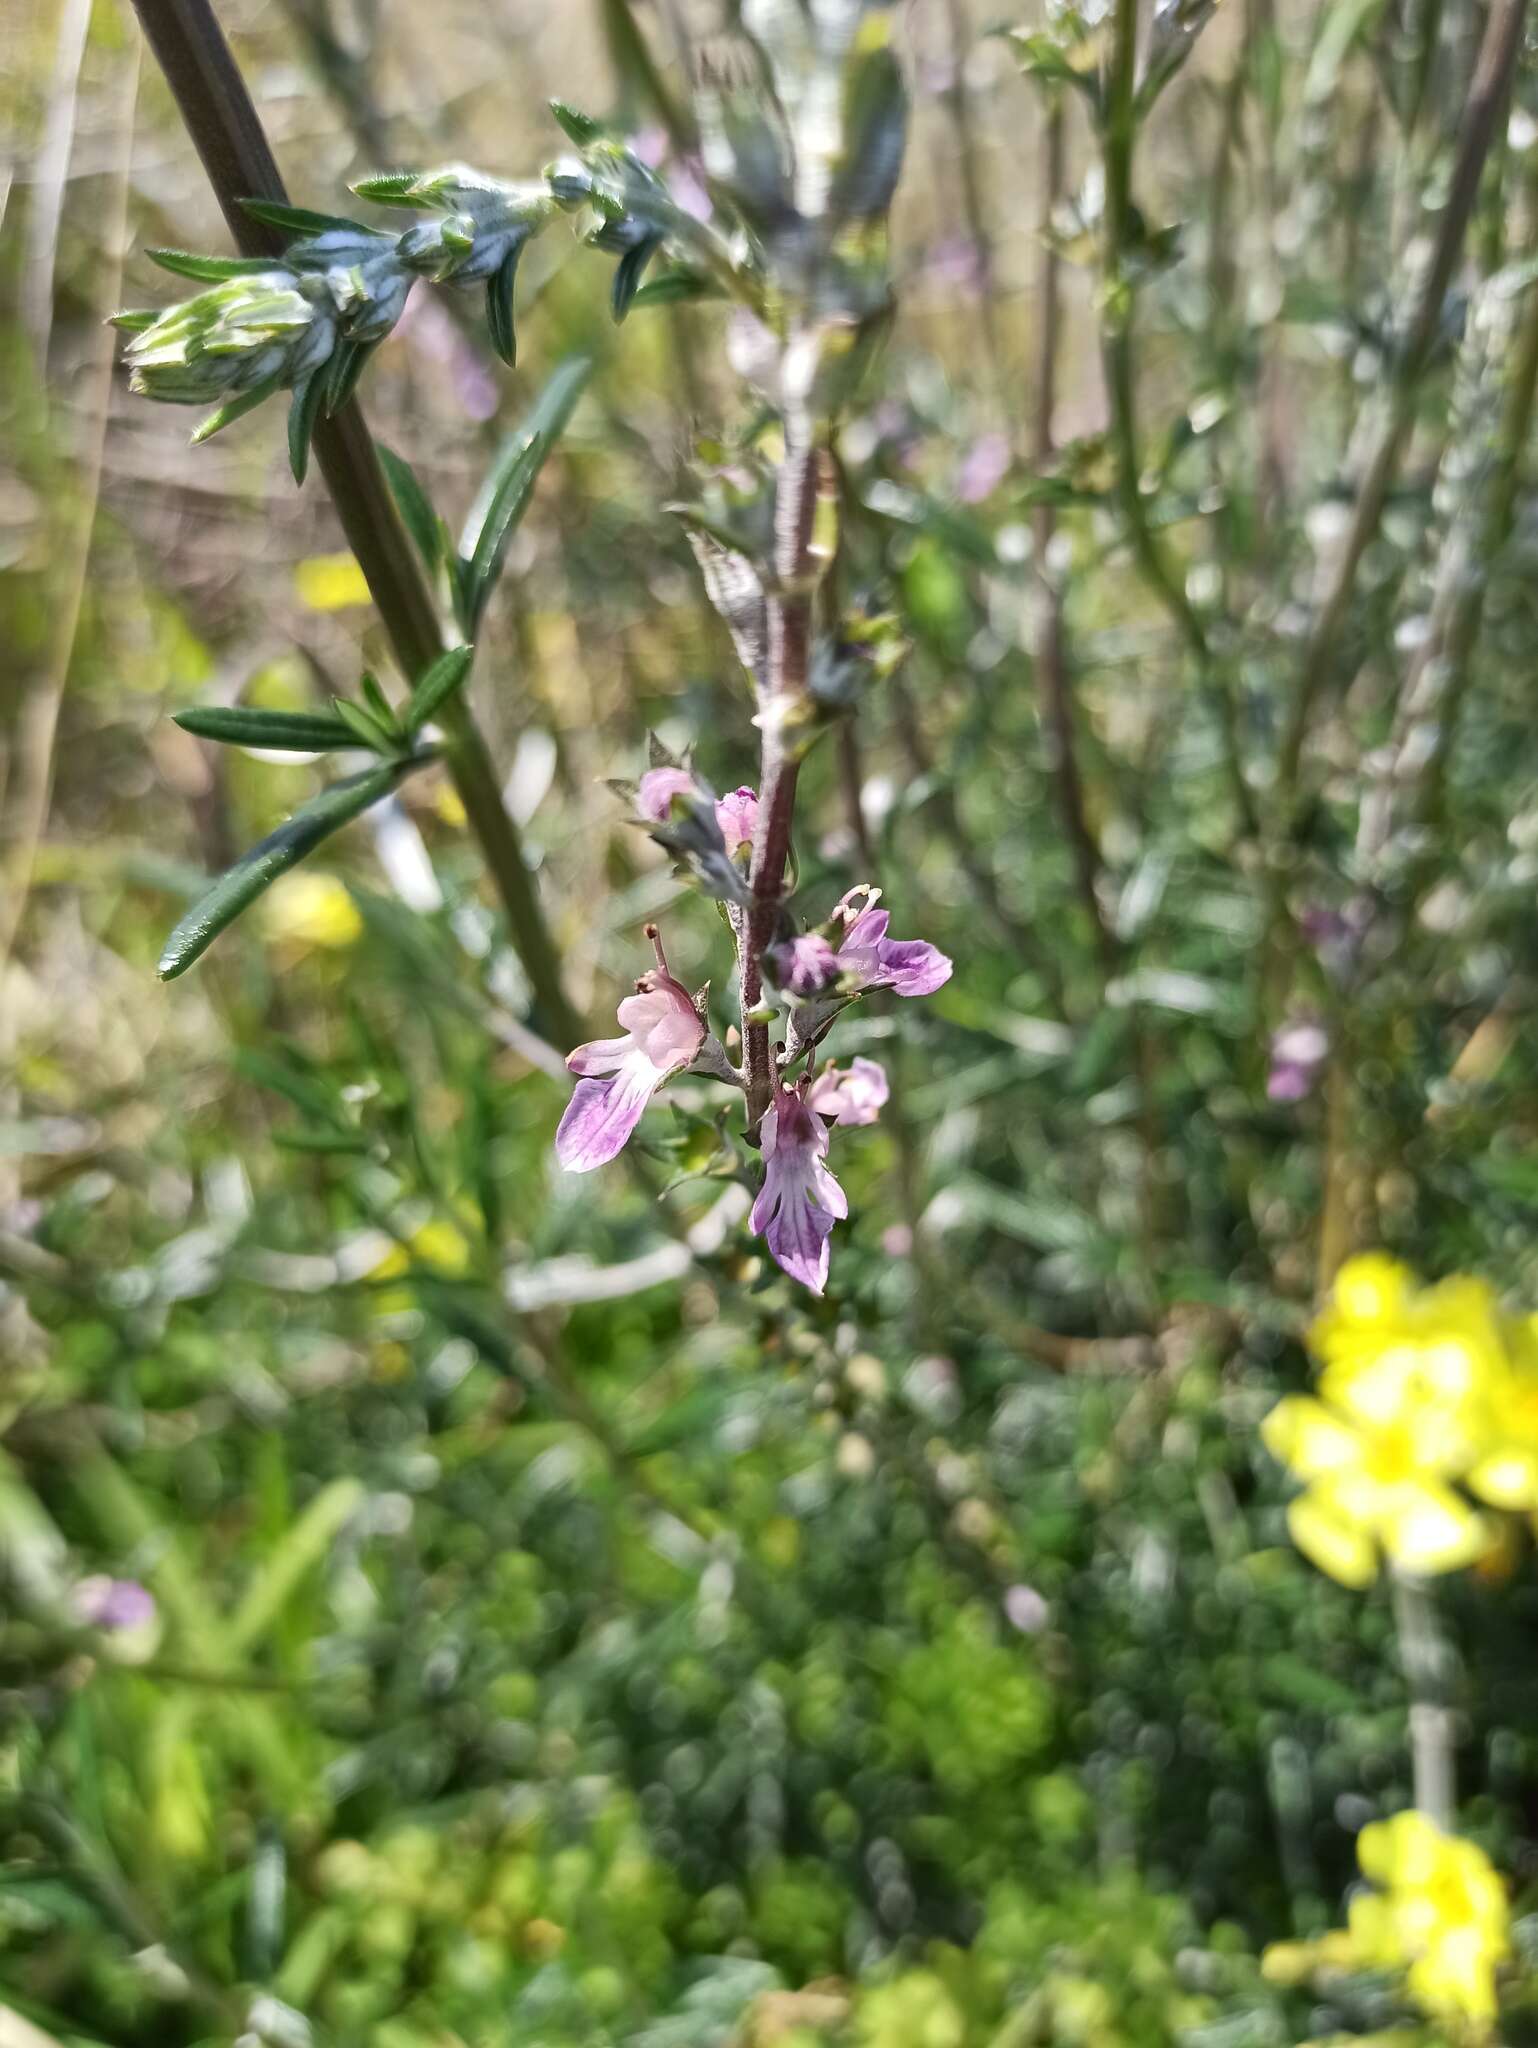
[293,551,372,611]
[370,1220,474,1312]
[1263,1813,1509,2034]
[1259,1255,1538,1585]
[259,871,362,953]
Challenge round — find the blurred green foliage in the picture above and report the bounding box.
[8,0,1538,2041]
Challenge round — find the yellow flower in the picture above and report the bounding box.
[1262,1816,1509,2036]
[370,1219,475,1312]
[259,871,362,953]
[1262,1392,1490,1586]
[1467,1313,1538,1513]
[1262,1256,1513,1587]
[1354,1813,1509,2032]
[294,550,372,611]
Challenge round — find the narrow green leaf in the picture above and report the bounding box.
[287,371,325,484]
[484,245,522,366]
[172,705,359,751]
[323,336,373,416]
[359,670,398,732]
[158,760,415,979]
[239,197,380,239]
[628,269,720,311]
[403,645,475,735]
[457,354,592,630]
[148,247,278,283]
[549,100,605,145]
[350,171,430,207]
[378,444,444,573]
[611,235,662,322]
[331,696,397,752]
[193,376,284,445]
[108,308,159,332]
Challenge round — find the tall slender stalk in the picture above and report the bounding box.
[1100,0,1258,841]
[1032,98,1113,971]
[741,413,820,1125]
[128,0,583,1048]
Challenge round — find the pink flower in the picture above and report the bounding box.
[774,932,840,993]
[1266,1019,1329,1103]
[555,927,704,1172]
[636,766,697,823]
[770,889,952,1001]
[751,1082,849,1295]
[73,1577,157,1631]
[715,785,759,855]
[806,1057,889,1127]
[835,891,952,997]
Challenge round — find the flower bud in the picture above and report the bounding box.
[125,271,337,406]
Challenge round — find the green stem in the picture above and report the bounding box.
[1099,0,1257,841]
[128,0,583,1048]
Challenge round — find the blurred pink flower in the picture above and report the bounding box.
[1267,1019,1329,1103]
[956,432,1010,504]
[74,1577,156,1631]
[1003,1584,1049,1634]
[637,766,698,822]
[807,1057,889,1127]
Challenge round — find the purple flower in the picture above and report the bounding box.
[772,932,841,994]
[1003,1584,1049,1634]
[751,1082,849,1295]
[555,928,704,1172]
[636,766,698,823]
[955,432,1010,505]
[715,785,759,855]
[768,890,953,1004]
[806,1057,889,1127]
[1267,1019,1329,1104]
[832,890,953,997]
[74,1577,156,1632]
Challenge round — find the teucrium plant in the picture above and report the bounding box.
[125,0,944,1294]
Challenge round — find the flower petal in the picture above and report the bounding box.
[876,936,953,996]
[555,1053,662,1171]
[1286,1488,1379,1588]
[566,1032,636,1077]
[1261,1395,1361,1479]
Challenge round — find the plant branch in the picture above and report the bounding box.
[741,406,820,1125]
[127,0,583,1047]
[1100,0,1258,840]
[1275,0,1530,803]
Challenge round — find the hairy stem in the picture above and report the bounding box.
[742,411,820,1125]
[128,0,583,1048]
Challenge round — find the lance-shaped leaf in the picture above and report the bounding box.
[287,371,326,484]
[549,99,606,146]
[240,197,384,240]
[827,22,908,225]
[628,270,721,311]
[148,248,281,283]
[158,758,422,979]
[403,646,475,736]
[378,444,446,575]
[612,234,663,322]
[484,245,523,366]
[684,527,768,690]
[194,376,285,447]
[172,705,361,752]
[456,354,592,632]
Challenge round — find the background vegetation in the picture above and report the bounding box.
[6,0,1538,2042]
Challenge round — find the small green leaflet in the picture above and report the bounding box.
[172,705,360,751]
[455,354,592,633]
[158,757,424,979]
[404,646,475,736]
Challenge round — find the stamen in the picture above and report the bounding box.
[644,922,670,977]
